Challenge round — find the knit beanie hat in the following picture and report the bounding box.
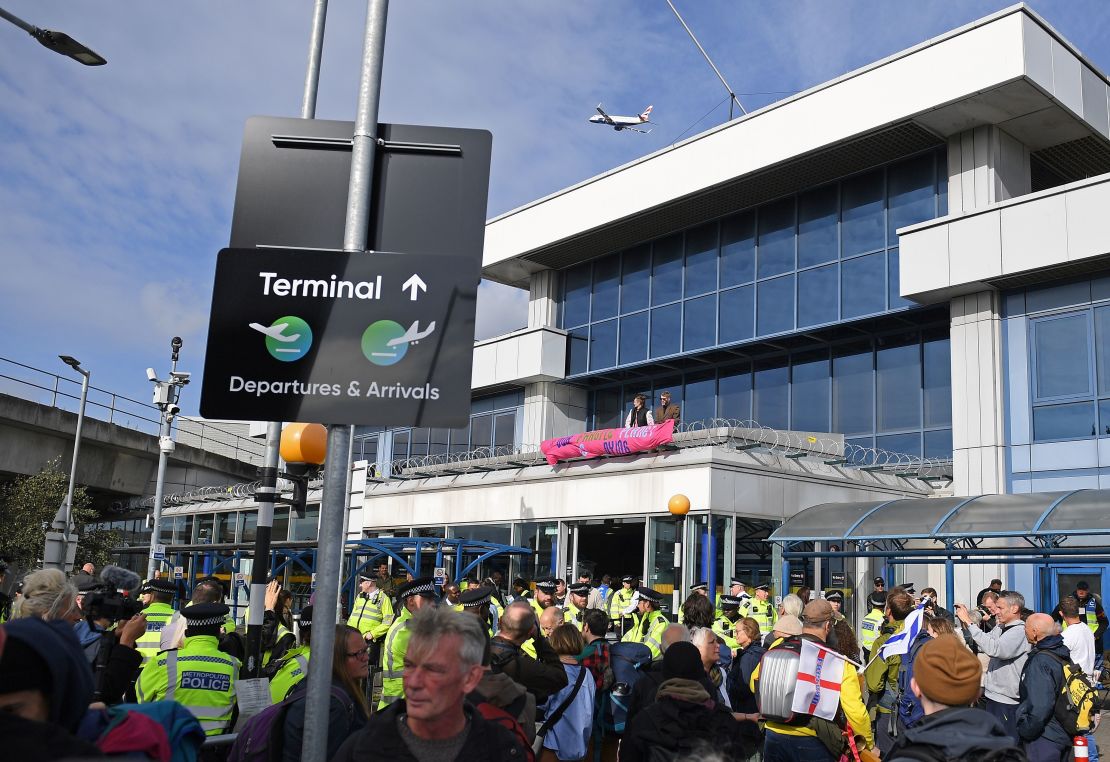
[913,635,981,706]
[662,641,704,681]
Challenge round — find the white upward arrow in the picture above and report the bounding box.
[402,273,427,301]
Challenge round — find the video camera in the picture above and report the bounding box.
[82,565,144,622]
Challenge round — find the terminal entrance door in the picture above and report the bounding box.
[1051,567,1104,612]
[569,518,645,586]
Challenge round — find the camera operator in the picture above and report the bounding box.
[78,566,149,704]
[918,587,953,623]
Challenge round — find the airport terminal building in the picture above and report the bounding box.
[106,5,1110,619]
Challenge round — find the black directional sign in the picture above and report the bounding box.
[199,248,477,427]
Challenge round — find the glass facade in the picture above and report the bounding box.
[588,326,953,459]
[1008,276,1110,441]
[561,150,946,376]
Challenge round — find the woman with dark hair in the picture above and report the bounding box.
[680,593,715,629]
[794,586,812,605]
[282,624,370,761]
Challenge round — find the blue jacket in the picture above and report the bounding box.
[540,664,596,761]
[1016,634,1071,747]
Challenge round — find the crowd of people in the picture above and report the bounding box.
[0,557,1106,762]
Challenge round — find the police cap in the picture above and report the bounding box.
[754,582,770,592]
[825,590,844,602]
[568,582,590,596]
[459,588,492,608]
[534,577,558,594]
[868,591,888,608]
[689,582,708,593]
[142,578,177,595]
[397,577,437,600]
[298,605,314,628]
[719,595,742,609]
[621,575,634,584]
[181,602,230,627]
[636,586,663,604]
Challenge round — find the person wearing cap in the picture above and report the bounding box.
[608,575,637,634]
[727,579,751,618]
[267,604,313,703]
[531,576,558,618]
[348,574,395,672]
[566,582,591,629]
[866,590,915,754]
[136,602,239,735]
[748,582,777,638]
[379,576,438,709]
[622,586,669,660]
[135,577,178,668]
[885,635,1020,761]
[754,599,873,759]
[459,586,498,636]
[824,590,845,619]
[1052,580,1107,661]
[712,595,742,652]
[859,591,886,662]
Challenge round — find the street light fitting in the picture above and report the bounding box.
[59,355,89,376]
[0,7,106,66]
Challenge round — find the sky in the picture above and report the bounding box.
[1,1,1109,417]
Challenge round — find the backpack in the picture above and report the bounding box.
[473,700,535,762]
[227,684,353,762]
[596,642,653,735]
[891,742,1027,761]
[896,633,931,730]
[1044,652,1102,735]
[754,637,807,724]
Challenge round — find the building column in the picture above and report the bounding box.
[528,269,559,329]
[946,125,1030,213]
[950,291,1006,496]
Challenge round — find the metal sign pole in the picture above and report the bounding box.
[301,2,388,760]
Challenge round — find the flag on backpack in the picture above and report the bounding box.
[879,605,925,660]
[791,638,845,721]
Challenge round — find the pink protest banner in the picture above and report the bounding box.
[539,419,676,465]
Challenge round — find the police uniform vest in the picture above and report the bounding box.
[608,587,635,620]
[268,645,310,703]
[134,601,176,667]
[262,620,295,667]
[712,615,741,651]
[348,589,394,642]
[136,634,238,736]
[567,602,586,630]
[1080,595,1101,636]
[378,607,412,709]
[622,609,669,659]
[748,598,777,637]
[737,594,752,618]
[859,609,884,652]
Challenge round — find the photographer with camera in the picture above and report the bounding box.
[76,565,150,704]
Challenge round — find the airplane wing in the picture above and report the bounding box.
[595,104,615,124]
[249,322,300,342]
[624,126,652,134]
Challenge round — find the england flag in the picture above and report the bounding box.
[791,639,846,721]
[878,605,925,660]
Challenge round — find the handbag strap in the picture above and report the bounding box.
[537,665,588,738]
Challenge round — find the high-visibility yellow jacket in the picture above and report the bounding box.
[622,609,669,660]
[348,590,394,642]
[748,598,777,637]
[268,645,309,703]
[859,609,884,653]
[378,607,412,709]
[134,601,176,668]
[136,634,239,736]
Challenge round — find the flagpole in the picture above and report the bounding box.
[806,638,864,670]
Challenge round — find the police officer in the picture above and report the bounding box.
[348,575,394,670]
[565,582,591,630]
[136,602,239,736]
[712,595,742,652]
[608,575,636,634]
[459,587,497,636]
[622,586,669,660]
[859,591,886,662]
[135,578,177,668]
[379,576,437,709]
[825,590,846,620]
[729,579,752,617]
[747,582,777,638]
[268,604,312,703]
[1053,580,1108,663]
[531,577,558,618]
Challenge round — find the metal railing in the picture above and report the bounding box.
[0,356,265,465]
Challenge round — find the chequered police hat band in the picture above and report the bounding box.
[401,581,436,598]
[183,615,224,627]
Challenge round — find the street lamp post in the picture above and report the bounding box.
[668,494,691,620]
[43,355,90,571]
[146,338,189,581]
[0,6,106,65]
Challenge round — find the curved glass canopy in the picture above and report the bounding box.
[769,489,1109,543]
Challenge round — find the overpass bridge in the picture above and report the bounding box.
[0,357,263,510]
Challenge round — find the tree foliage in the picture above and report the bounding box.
[0,459,120,571]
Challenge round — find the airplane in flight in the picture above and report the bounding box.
[589,103,653,133]
[386,320,436,348]
[249,322,300,350]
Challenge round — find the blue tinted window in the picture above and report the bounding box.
[563,264,591,327]
[757,275,795,336]
[842,169,884,256]
[876,432,921,458]
[589,319,617,371]
[923,335,951,427]
[1026,280,1090,314]
[684,373,716,425]
[924,429,953,459]
[758,198,795,278]
[797,264,838,328]
[593,388,623,430]
[888,248,912,309]
[718,366,752,420]
[568,327,588,375]
[842,252,886,318]
[685,222,718,296]
[754,361,789,429]
[1033,402,1096,440]
[791,355,830,433]
[1097,307,1110,395]
[720,211,755,287]
[621,244,651,314]
[1099,400,1110,436]
[650,304,681,358]
[684,294,717,351]
[877,337,921,432]
[719,286,754,344]
[833,345,874,436]
[591,253,620,321]
[797,184,838,268]
[619,312,648,365]
[1033,313,1091,399]
[652,234,683,305]
[888,153,935,237]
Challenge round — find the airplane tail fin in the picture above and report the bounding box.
[640,105,653,121]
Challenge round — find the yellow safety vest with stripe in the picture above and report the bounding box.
[348,590,396,642]
[136,634,238,736]
[748,598,777,637]
[134,601,177,668]
[263,621,294,667]
[622,609,669,660]
[608,587,635,620]
[1080,595,1102,636]
[859,609,884,652]
[567,602,586,630]
[712,615,740,651]
[378,607,412,709]
[268,645,310,703]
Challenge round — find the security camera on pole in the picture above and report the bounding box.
[146,337,189,581]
